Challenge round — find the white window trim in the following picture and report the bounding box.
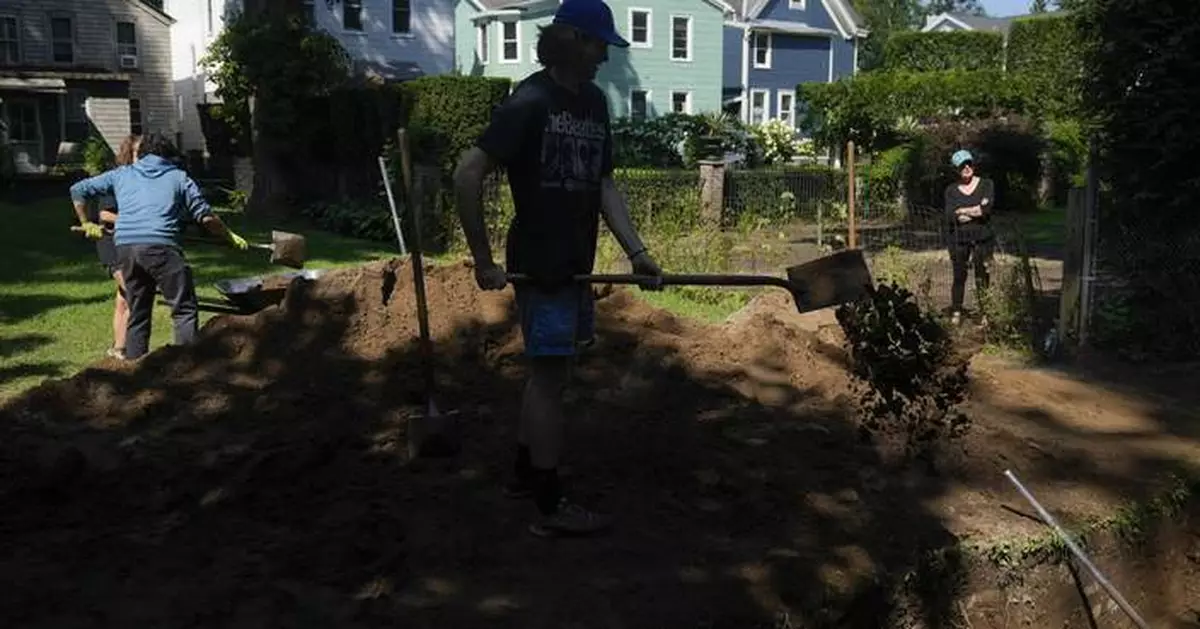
[48,13,76,65]
[788,0,806,9]
[499,20,521,64]
[670,90,692,115]
[627,8,652,49]
[476,22,489,64]
[776,89,795,128]
[748,88,769,125]
[0,15,21,65]
[751,31,771,69]
[669,15,692,63]
[630,89,651,120]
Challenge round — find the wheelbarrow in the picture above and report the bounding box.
[213,269,326,314]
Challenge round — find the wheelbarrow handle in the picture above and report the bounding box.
[506,273,792,290]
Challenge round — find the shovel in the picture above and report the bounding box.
[392,128,459,460]
[71,226,307,269]
[509,249,874,313]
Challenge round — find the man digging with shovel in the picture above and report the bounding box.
[70,133,250,360]
[455,0,663,538]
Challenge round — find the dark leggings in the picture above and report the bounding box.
[949,238,993,311]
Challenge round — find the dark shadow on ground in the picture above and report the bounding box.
[0,260,1192,628]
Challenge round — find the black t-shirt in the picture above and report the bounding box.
[944,176,995,243]
[476,70,614,286]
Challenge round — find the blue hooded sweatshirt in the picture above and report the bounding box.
[69,154,213,248]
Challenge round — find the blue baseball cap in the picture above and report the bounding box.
[951,149,974,167]
[553,0,629,47]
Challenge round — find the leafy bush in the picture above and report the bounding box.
[798,70,1032,151]
[1074,0,1200,359]
[835,282,972,469]
[724,165,842,225]
[611,112,761,169]
[299,199,394,243]
[400,75,512,177]
[905,117,1043,213]
[82,135,115,176]
[863,144,914,215]
[884,31,1005,72]
[748,120,805,166]
[1006,14,1083,118]
[1042,117,1086,206]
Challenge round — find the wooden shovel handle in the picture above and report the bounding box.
[507,273,793,291]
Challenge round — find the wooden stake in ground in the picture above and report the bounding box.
[847,140,857,250]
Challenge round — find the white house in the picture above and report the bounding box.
[165,0,455,156]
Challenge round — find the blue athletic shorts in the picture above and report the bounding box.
[514,283,595,357]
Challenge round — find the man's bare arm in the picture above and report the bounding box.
[453,147,498,267]
[599,177,647,257]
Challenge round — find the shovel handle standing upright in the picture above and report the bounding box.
[396,129,438,409]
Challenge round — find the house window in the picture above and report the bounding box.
[670,16,691,61]
[477,24,489,64]
[116,21,138,68]
[50,16,74,64]
[129,98,143,135]
[343,0,363,31]
[788,0,806,8]
[749,89,768,125]
[64,89,89,142]
[0,16,18,65]
[777,90,795,128]
[392,0,411,34]
[630,90,649,121]
[670,91,691,114]
[301,0,316,27]
[628,9,651,48]
[500,21,519,62]
[751,32,771,68]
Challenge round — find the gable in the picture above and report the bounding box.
[134,0,177,26]
[742,0,863,38]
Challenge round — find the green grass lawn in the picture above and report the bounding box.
[0,197,399,401]
[1016,205,1066,253]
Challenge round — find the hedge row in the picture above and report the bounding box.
[798,69,1030,151]
[883,31,1005,72]
[1006,14,1083,119]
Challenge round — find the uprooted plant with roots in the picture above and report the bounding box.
[835,281,972,470]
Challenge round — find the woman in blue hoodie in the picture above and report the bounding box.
[70,133,249,360]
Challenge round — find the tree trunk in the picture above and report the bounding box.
[246,94,292,217]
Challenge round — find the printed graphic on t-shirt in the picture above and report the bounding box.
[539,111,606,192]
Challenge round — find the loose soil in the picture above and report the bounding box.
[2,259,1198,628]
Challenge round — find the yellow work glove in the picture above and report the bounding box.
[79,221,105,240]
[228,231,249,251]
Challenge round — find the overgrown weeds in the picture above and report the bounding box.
[836,282,972,470]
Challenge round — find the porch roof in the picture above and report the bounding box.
[0,77,67,94]
[0,68,133,83]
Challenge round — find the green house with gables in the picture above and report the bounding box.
[455,0,732,119]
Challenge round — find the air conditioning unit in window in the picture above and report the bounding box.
[119,54,139,69]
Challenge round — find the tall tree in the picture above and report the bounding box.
[923,0,986,15]
[852,0,925,71]
[1029,0,1051,12]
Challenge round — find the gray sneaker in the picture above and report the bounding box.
[529,499,613,538]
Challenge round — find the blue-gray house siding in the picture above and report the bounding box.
[724,0,865,123]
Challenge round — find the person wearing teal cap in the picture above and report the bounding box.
[944,149,995,325]
[454,0,662,537]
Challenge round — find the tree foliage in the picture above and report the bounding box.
[850,0,924,71]
[1074,0,1200,359]
[200,6,350,145]
[922,0,985,15]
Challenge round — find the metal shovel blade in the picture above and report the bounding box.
[265,230,306,269]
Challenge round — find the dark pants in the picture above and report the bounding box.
[949,238,993,312]
[117,244,199,359]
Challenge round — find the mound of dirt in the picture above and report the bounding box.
[1,259,1196,628]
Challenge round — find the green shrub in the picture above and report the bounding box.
[1074,0,1200,358]
[299,199,395,242]
[1006,14,1083,118]
[400,75,512,176]
[82,135,115,176]
[905,117,1043,213]
[863,144,914,217]
[884,31,1005,72]
[725,165,841,226]
[1042,117,1086,205]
